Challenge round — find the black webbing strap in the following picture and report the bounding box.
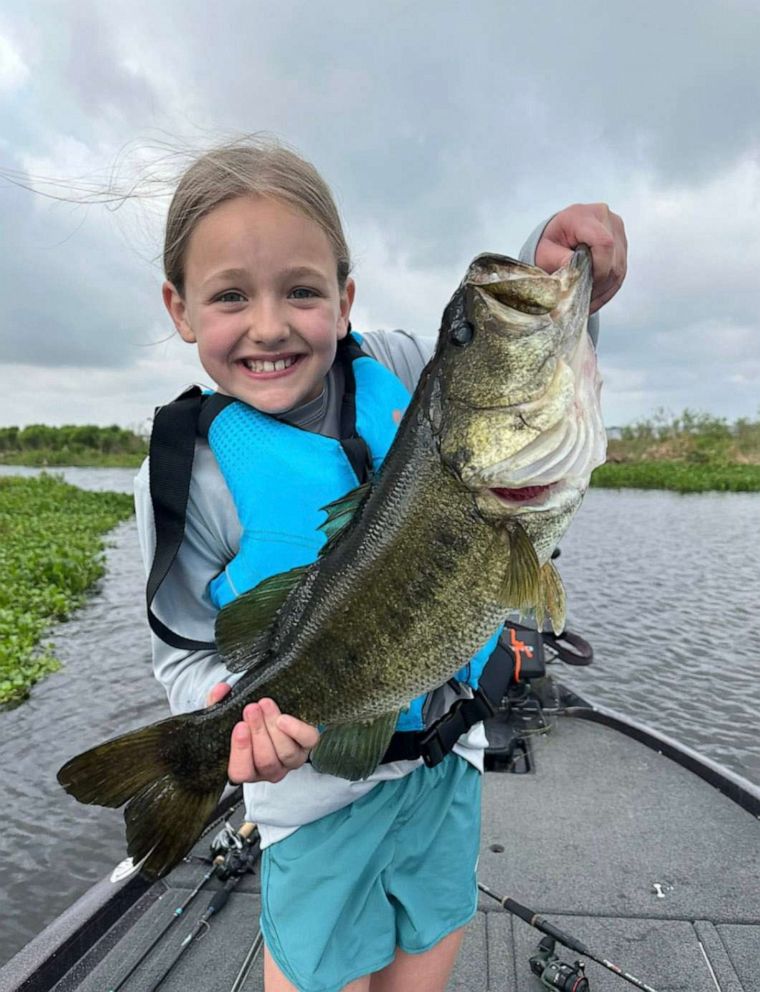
[336,335,373,484]
[146,386,216,651]
[380,630,517,767]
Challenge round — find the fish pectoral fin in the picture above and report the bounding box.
[215,565,310,673]
[318,482,372,555]
[310,711,399,781]
[499,522,542,611]
[536,561,566,635]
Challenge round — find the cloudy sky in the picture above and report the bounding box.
[1,0,758,430]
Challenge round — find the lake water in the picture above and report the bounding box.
[0,467,758,966]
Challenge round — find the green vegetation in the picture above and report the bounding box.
[0,424,147,467]
[0,474,134,705]
[592,410,760,493]
[591,461,760,493]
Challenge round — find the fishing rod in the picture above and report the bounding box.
[149,829,262,992]
[229,929,265,992]
[478,883,661,992]
[107,817,255,992]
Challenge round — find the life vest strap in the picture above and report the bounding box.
[147,386,217,651]
[380,630,517,767]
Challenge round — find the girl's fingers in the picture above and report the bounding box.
[244,701,288,782]
[226,699,320,783]
[228,721,257,783]
[535,203,627,314]
[259,698,318,768]
[275,713,321,750]
[206,681,232,707]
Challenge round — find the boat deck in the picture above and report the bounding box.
[5,705,760,992]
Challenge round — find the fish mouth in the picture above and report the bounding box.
[488,483,557,507]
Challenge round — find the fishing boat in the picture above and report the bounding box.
[2,628,759,992]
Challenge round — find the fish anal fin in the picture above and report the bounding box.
[215,565,310,673]
[310,711,399,781]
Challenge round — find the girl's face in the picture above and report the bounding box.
[163,195,354,414]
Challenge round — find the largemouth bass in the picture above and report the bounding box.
[58,247,605,878]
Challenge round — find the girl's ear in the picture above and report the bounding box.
[337,277,356,339]
[162,281,196,343]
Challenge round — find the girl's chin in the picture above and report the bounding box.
[233,381,323,415]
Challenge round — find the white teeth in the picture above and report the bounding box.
[243,355,298,373]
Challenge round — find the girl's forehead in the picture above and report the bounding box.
[185,194,336,276]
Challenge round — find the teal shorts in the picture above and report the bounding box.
[260,753,482,992]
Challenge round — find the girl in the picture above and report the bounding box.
[135,137,626,992]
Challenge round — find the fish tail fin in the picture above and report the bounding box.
[58,716,227,879]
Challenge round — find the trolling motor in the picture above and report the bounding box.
[530,935,589,992]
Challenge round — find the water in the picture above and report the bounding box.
[0,472,758,967]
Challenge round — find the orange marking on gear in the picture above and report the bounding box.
[509,627,533,682]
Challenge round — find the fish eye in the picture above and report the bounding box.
[450,321,474,347]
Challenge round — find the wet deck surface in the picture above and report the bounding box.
[8,714,760,991]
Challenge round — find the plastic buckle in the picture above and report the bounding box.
[419,727,447,768]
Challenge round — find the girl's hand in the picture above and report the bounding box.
[535,203,627,314]
[205,683,320,784]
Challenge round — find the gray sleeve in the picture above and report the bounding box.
[134,447,243,715]
[357,329,435,392]
[519,217,600,349]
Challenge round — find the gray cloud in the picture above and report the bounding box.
[1,0,759,425]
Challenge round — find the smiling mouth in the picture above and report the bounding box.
[241,355,301,374]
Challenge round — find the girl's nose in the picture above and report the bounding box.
[247,301,290,345]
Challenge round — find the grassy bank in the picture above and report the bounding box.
[591,461,760,493]
[0,450,144,467]
[593,411,760,493]
[0,474,134,705]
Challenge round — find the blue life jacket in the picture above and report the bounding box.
[202,332,501,731]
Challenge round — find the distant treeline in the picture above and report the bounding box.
[606,409,760,466]
[0,425,148,466]
[0,424,147,454]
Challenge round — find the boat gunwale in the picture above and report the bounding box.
[559,687,760,818]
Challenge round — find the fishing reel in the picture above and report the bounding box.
[529,936,589,992]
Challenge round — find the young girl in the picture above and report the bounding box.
[135,137,626,992]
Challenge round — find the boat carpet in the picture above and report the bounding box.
[25,714,760,991]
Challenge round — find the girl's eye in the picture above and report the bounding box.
[289,287,319,300]
[216,291,245,304]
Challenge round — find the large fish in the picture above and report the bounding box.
[58,247,605,878]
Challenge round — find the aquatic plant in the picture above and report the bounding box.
[0,474,134,705]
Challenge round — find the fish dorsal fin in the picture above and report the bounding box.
[215,565,309,673]
[534,561,567,635]
[318,482,372,556]
[499,522,542,612]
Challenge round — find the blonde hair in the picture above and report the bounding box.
[164,136,351,296]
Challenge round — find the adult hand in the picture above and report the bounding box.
[535,203,627,313]
[205,682,320,784]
